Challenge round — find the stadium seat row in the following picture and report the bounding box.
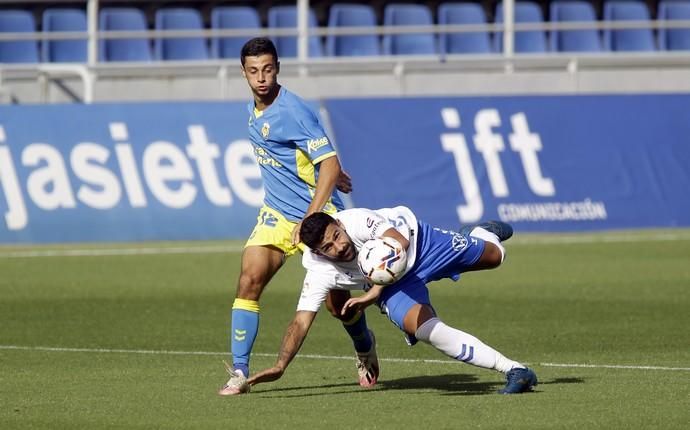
[1,1,689,63]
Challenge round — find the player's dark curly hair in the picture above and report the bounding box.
[240,37,279,66]
[300,212,337,249]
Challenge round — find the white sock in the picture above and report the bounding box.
[415,317,524,373]
[469,227,505,262]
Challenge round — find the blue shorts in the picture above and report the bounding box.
[377,221,485,340]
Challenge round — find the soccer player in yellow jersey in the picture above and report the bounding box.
[219,38,378,395]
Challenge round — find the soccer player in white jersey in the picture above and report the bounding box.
[247,207,538,394]
[219,38,377,396]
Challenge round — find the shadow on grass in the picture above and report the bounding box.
[378,373,500,396]
[253,375,585,398]
[253,373,501,398]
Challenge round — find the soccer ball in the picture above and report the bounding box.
[357,237,408,285]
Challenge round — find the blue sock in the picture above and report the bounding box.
[343,311,372,353]
[231,299,260,377]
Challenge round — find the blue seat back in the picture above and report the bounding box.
[326,4,380,56]
[603,1,655,51]
[210,6,261,59]
[494,1,547,53]
[267,6,323,57]
[154,8,208,60]
[438,2,492,54]
[550,1,602,52]
[42,8,87,62]
[99,8,151,62]
[658,1,690,51]
[382,4,436,55]
[0,10,39,63]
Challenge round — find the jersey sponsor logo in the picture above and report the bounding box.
[261,122,270,139]
[366,217,375,228]
[307,137,329,154]
[253,146,282,167]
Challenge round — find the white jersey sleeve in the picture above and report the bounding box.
[296,270,334,313]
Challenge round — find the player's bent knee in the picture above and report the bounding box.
[475,242,504,270]
[325,290,353,321]
[236,271,268,300]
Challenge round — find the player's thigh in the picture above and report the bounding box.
[402,304,436,335]
[236,245,285,299]
[379,277,432,335]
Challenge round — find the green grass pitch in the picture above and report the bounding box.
[1,230,689,429]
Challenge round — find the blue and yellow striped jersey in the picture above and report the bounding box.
[247,86,344,221]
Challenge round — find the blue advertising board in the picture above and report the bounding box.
[0,102,263,242]
[325,94,690,232]
[1,94,689,243]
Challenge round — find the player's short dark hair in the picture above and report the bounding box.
[300,212,337,249]
[240,37,279,66]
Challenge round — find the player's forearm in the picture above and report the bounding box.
[275,311,315,370]
[306,156,341,215]
[381,227,410,250]
[363,284,386,304]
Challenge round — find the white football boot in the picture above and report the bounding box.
[356,330,379,388]
[218,362,250,396]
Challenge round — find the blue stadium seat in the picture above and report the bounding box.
[494,2,547,53]
[210,6,261,59]
[658,1,690,51]
[0,10,39,63]
[154,8,208,61]
[42,8,87,62]
[326,3,380,56]
[267,6,323,57]
[602,1,656,51]
[438,2,492,54]
[99,8,151,62]
[550,1,602,52]
[382,4,436,55]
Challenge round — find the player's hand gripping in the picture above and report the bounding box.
[248,366,285,386]
[336,170,352,193]
[341,284,385,315]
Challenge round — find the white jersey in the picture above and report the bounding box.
[297,206,418,313]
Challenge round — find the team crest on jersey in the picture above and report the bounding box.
[451,233,468,251]
[261,122,270,139]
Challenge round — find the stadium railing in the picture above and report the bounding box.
[1,0,690,103]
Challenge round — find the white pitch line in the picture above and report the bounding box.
[539,362,690,371]
[1,345,688,371]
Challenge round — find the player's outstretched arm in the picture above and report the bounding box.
[247,310,317,386]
